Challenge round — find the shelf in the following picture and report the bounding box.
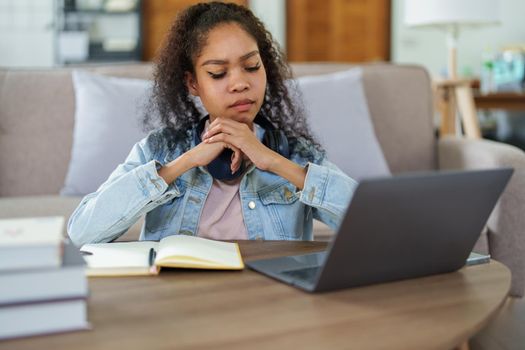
[64,8,138,15]
[57,0,143,64]
[474,91,525,110]
[88,42,140,61]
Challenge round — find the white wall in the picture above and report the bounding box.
[249,0,286,51]
[0,0,56,67]
[392,0,525,77]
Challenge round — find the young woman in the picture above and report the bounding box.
[68,2,357,246]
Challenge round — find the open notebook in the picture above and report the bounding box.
[80,235,244,276]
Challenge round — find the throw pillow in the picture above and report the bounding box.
[61,70,151,196]
[294,68,391,180]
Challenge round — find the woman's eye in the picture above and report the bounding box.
[246,64,261,72]
[208,72,226,79]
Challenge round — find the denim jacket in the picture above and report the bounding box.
[68,127,358,246]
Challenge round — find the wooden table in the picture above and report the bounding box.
[474,92,525,111]
[434,80,525,139]
[0,241,511,350]
[434,79,482,139]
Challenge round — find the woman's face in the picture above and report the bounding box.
[186,22,267,127]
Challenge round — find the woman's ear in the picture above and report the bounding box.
[185,72,199,96]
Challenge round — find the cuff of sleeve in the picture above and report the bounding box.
[299,162,329,206]
[134,160,181,200]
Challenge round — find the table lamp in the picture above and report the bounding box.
[404,0,500,79]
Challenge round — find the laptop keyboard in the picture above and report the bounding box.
[280,266,322,282]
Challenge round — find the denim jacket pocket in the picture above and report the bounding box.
[258,182,303,239]
[259,181,299,205]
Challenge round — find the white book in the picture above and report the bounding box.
[0,298,89,340]
[0,241,87,305]
[0,216,65,271]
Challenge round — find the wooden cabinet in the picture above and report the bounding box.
[142,0,247,61]
[286,0,390,62]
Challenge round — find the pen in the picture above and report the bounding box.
[148,248,157,267]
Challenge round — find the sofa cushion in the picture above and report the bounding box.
[0,63,435,197]
[61,70,150,196]
[63,67,390,196]
[290,63,437,174]
[0,69,77,197]
[295,68,391,180]
[360,65,436,173]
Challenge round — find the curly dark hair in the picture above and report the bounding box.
[144,1,322,156]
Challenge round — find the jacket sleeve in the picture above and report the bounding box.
[299,160,358,230]
[67,134,183,246]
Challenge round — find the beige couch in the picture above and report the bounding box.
[1,62,525,296]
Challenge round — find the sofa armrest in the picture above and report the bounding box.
[438,135,525,296]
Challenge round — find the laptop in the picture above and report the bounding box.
[246,168,513,293]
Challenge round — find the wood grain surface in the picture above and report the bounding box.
[0,241,510,350]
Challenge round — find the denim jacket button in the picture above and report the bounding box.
[284,188,293,201]
[248,201,256,209]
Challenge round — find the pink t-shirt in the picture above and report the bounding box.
[196,176,249,240]
[196,121,258,240]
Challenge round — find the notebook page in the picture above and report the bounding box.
[156,235,243,268]
[81,241,158,269]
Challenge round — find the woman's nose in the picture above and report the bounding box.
[229,71,250,93]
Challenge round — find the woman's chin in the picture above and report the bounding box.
[209,111,257,125]
[230,112,256,124]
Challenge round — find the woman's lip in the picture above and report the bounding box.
[229,100,254,112]
[230,101,254,112]
[230,99,254,107]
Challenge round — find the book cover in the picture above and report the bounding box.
[0,297,89,340]
[0,216,65,271]
[0,240,87,305]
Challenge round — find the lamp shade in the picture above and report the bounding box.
[405,0,500,28]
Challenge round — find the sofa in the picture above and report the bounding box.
[1,62,525,296]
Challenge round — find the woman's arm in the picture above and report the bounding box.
[67,135,182,246]
[202,117,357,223]
[158,138,243,184]
[68,129,245,246]
[298,160,358,231]
[203,118,308,188]
[261,150,308,190]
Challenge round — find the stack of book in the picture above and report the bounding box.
[0,217,89,340]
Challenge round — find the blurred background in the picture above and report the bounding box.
[0,0,524,147]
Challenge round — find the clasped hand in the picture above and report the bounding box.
[198,118,277,173]
[161,118,304,189]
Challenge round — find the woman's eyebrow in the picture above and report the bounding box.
[239,50,259,61]
[201,50,260,67]
[201,59,227,66]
